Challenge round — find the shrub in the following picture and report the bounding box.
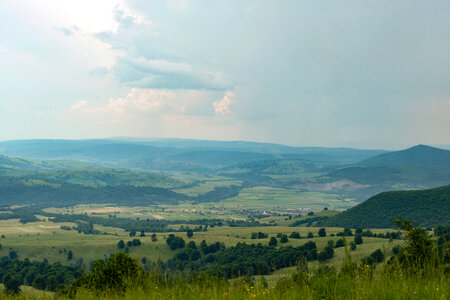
[3,274,21,295]
[335,239,345,248]
[269,237,278,247]
[318,246,334,262]
[318,228,326,237]
[62,252,142,296]
[289,232,301,239]
[166,235,185,250]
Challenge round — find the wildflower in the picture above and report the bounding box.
[413,291,417,295]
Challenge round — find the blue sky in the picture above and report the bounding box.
[0,0,449,149]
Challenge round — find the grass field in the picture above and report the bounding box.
[0,218,402,271]
[213,187,357,211]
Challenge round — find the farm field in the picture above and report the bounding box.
[217,187,357,211]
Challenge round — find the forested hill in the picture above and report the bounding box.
[0,176,189,207]
[358,145,450,168]
[323,185,450,228]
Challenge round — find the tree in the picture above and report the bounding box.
[187,241,197,250]
[9,251,17,259]
[3,274,21,295]
[65,252,142,296]
[335,239,345,248]
[307,232,314,238]
[289,232,301,239]
[318,246,334,262]
[269,237,278,247]
[140,231,145,237]
[343,228,353,236]
[151,234,157,242]
[318,228,326,237]
[350,241,357,251]
[370,249,384,263]
[307,211,314,216]
[67,250,73,260]
[117,240,125,249]
[280,234,288,243]
[394,218,437,268]
[186,229,193,238]
[166,234,185,250]
[354,235,363,245]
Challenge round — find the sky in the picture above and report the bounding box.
[0,0,449,149]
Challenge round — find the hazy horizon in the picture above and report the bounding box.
[1,1,449,149]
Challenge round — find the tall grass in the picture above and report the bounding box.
[2,262,447,300]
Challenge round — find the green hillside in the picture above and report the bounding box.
[323,185,450,228]
[0,176,189,207]
[30,167,181,188]
[359,144,450,168]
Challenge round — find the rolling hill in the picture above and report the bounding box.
[0,175,189,207]
[358,144,450,168]
[323,185,450,228]
[313,145,450,201]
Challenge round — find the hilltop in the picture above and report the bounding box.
[358,145,450,168]
[315,145,450,201]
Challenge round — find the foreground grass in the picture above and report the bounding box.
[1,267,448,300]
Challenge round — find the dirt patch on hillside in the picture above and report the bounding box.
[38,225,60,229]
[152,215,166,220]
[85,207,124,214]
[291,180,370,192]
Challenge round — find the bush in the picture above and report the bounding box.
[280,234,288,243]
[335,239,345,248]
[371,249,384,263]
[354,235,363,245]
[166,234,185,250]
[318,228,326,237]
[151,233,157,242]
[9,251,17,259]
[289,232,301,239]
[118,240,125,249]
[394,218,438,269]
[269,237,278,247]
[3,274,21,295]
[62,252,142,296]
[343,228,353,236]
[318,246,334,262]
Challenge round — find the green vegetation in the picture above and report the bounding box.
[324,185,450,228]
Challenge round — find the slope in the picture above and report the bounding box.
[323,185,450,228]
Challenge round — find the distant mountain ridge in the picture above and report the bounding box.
[323,185,450,228]
[0,139,387,171]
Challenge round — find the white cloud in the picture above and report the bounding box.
[213,91,234,117]
[70,100,87,110]
[70,88,176,115]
